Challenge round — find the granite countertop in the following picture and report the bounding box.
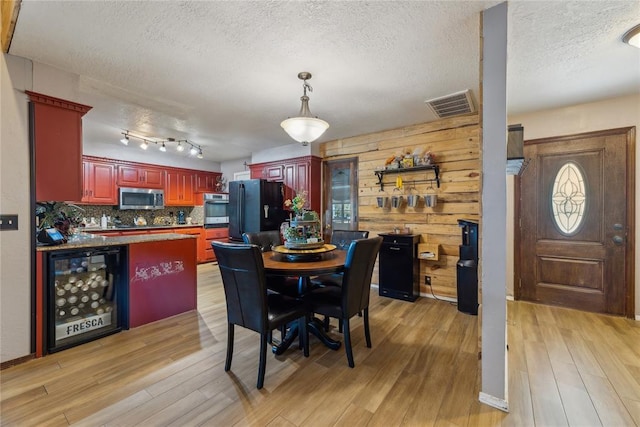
[83,224,203,232]
[36,231,196,252]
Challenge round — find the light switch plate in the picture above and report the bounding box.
[0,215,19,230]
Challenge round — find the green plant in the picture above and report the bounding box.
[35,202,84,234]
[284,190,307,216]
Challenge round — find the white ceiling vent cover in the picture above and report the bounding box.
[425,89,476,119]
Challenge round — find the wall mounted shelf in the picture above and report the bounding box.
[374,164,440,191]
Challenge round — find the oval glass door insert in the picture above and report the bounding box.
[551,162,586,235]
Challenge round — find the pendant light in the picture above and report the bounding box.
[280,72,329,146]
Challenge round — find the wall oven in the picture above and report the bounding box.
[204,193,229,226]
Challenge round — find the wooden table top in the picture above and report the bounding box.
[262,250,346,277]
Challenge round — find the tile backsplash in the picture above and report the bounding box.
[77,205,204,227]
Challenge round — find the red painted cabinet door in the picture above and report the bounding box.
[28,91,92,202]
[165,170,194,206]
[82,160,117,204]
[117,165,164,189]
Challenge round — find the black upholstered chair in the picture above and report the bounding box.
[212,241,309,389]
[242,231,299,297]
[311,230,369,288]
[304,236,382,368]
[242,230,282,252]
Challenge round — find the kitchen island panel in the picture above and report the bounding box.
[128,238,197,327]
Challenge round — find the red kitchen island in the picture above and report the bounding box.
[35,232,197,356]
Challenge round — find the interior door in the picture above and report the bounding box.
[323,158,359,241]
[518,127,635,316]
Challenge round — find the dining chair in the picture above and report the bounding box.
[304,236,382,368]
[212,241,309,389]
[242,231,299,298]
[311,230,369,330]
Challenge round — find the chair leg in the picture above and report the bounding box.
[258,332,268,389]
[225,323,234,372]
[323,315,330,331]
[364,308,371,348]
[300,316,309,357]
[343,317,354,368]
[338,319,343,333]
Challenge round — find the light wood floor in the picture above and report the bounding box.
[1,263,639,426]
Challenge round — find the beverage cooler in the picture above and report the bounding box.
[45,246,128,353]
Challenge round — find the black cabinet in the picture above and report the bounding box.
[378,233,420,302]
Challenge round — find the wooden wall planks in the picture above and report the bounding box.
[320,114,480,299]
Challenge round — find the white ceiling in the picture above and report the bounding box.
[8,1,640,163]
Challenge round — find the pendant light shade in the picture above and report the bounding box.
[281,72,329,146]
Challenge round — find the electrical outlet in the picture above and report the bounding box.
[425,275,431,285]
[0,214,18,230]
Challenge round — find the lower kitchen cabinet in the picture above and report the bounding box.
[203,227,229,262]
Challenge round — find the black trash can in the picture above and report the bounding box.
[456,219,478,315]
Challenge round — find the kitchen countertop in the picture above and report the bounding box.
[36,231,196,252]
[83,224,203,232]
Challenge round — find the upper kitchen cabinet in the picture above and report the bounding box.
[117,164,164,189]
[194,171,223,193]
[165,169,194,206]
[81,157,117,205]
[27,91,92,202]
[250,156,321,213]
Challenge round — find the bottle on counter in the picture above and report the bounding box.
[101,214,108,228]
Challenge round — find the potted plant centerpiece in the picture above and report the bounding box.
[283,191,324,249]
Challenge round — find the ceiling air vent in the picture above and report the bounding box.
[425,89,476,119]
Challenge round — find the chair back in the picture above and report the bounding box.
[212,241,268,333]
[331,230,370,250]
[341,237,383,317]
[242,230,282,252]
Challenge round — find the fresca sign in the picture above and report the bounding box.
[56,312,112,340]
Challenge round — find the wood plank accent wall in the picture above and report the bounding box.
[320,114,480,299]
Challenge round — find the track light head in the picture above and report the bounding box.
[190,146,198,156]
[159,142,167,152]
[140,140,149,150]
[176,141,185,152]
[120,135,129,145]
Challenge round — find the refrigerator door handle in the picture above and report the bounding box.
[238,183,245,235]
[263,204,269,219]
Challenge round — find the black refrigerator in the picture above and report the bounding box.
[228,179,287,242]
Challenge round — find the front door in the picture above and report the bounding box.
[518,127,635,316]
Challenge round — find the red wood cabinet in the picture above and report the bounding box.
[203,227,229,262]
[250,156,321,213]
[194,171,223,193]
[81,159,117,204]
[27,91,92,202]
[117,164,164,189]
[165,170,194,206]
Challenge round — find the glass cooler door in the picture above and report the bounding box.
[47,246,128,353]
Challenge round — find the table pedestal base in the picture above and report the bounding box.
[272,318,341,355]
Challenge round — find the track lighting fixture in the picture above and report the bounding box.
[119,131,204,159]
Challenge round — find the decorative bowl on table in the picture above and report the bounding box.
[284,240,325,250]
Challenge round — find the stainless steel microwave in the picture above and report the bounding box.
[119,187,164,210]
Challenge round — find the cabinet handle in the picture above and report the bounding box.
[390,247,400,251]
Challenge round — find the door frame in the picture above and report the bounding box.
[322,157,359,238]
[514,127,636,318]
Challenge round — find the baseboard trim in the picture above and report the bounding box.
[636,314,640,322]
[479,392,509,412]
[1,353,35,370]
[506,295,514,301]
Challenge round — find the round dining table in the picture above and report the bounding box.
[262,249,347,354]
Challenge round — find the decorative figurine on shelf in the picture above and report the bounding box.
[215,175,227,192]
[424,151,437,165]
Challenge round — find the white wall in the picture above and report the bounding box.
[508,94,640,317]
[1,54,33,362]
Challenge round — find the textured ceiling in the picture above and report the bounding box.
[8,1,640,163]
